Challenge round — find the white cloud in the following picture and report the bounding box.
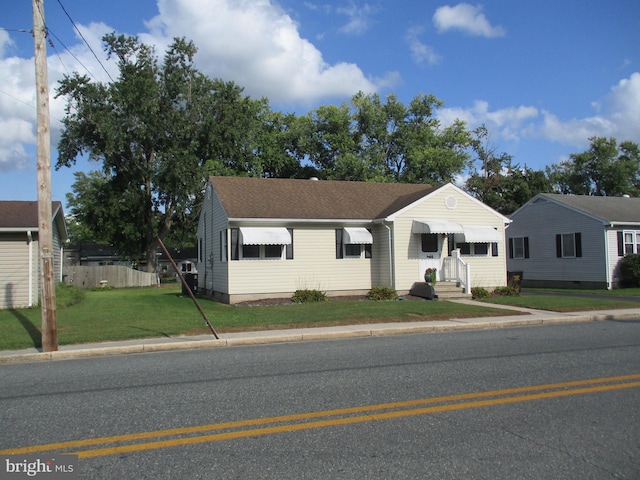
[149,0,393,104]
[433,3,505,38]
[337,3,377,35]
[405,26,441,66]
[438,100,538,141]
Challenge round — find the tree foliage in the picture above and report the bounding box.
[465,126,551,214]
[57,34,285,269]
[299,92,473,183]
[547,136,640,196]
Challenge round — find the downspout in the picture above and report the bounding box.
[383,222,394,289]
[27,231,33,307]
[604,226,612,290]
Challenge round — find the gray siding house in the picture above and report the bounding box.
[197,177,511,304]
[0,201,68,308]
[507,193,640,289]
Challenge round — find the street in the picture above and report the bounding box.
[1,321,639,479]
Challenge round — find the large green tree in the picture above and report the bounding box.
[546,136,640,196]
[57,34,280,270]
[299,92,472,183]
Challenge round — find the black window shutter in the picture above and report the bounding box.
[556,234,562,258]
[617,231,624,256]
[524,237,530,258]
[508,238,514,259]
[491,242,498,257]
[231,228,239,260]
[575,232,582,257]
[335,229,344,259]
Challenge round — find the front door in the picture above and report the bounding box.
[418,233,442,281]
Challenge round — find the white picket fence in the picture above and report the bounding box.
[64,266,159,289]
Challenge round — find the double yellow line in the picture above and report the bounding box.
[3,373,640,459]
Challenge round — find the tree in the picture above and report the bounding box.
[465,126,551,214]
[547,137,640,196]
[300,92,473,184]
[57,34,278,270]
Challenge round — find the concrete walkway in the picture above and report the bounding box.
[2,301,639,365]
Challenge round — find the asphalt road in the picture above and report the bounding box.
[1,321,639,479]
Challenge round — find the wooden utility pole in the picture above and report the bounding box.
[32,0,58,352]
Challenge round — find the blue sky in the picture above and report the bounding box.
[1,0,639,204]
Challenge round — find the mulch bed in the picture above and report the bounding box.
[235,294,427,307]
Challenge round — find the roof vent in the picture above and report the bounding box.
[309,177,319,181]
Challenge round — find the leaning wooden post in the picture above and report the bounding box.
[156,237,219,339]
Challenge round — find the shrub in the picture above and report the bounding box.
[492,286,520,297]
[471,287,490,299]
[291,289,327,303]
[618,253,640,287]
[366,287,398,301]
[55,283,86,308]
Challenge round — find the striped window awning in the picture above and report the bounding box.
[343,227,373,244]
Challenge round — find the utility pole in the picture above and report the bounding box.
[32,0,57,352]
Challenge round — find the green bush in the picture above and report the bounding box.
[471,287,490,299]
[492,286,520,297]
[291,289,327,303]
[618,253,640,287]
[366,287,398,301]
[55,283,86,308]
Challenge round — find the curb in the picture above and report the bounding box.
[1,311,638,365]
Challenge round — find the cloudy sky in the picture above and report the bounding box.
[1,0,639,202]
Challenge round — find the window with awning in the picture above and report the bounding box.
[239,227,292,245]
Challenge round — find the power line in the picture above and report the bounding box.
[55,0,114,82]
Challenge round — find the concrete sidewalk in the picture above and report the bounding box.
[2,301,639,365]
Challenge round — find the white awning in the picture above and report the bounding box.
[343,227,373,244]
[458,225,501,243]
[239,227,291,245]
[412,220,464,234]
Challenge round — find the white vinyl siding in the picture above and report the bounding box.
[392,186,507,291]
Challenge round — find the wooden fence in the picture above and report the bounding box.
[64,266,159,289]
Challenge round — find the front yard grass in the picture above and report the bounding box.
[2,285,638,351]
[478,288,640,311]
[0,284,514,351]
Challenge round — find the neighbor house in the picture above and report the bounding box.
[196,176,511,304]
[506,193,640,289]
[0,201,68,308]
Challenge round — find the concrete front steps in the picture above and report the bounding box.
[434,281,472,300]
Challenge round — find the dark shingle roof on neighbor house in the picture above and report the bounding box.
[0,201,63,229]
[209,176,439,220]
[538,193,640,224]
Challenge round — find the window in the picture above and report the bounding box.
[508,237,529,259]
[421,234,438,253]
[556,233,582,258]
[336,228,373,259]
[230,228,292,260]
[456,242,490,256]
[618,230,640,256]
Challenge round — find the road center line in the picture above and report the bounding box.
[2,373,639,458]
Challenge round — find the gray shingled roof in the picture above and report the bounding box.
[540,193,640,224]
[0,201,63,229]
[209,176,438,220]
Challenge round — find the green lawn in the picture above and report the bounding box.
[0,284,513,351]
[2,285,638,351]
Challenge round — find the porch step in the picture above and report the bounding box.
[434,281,472,300]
